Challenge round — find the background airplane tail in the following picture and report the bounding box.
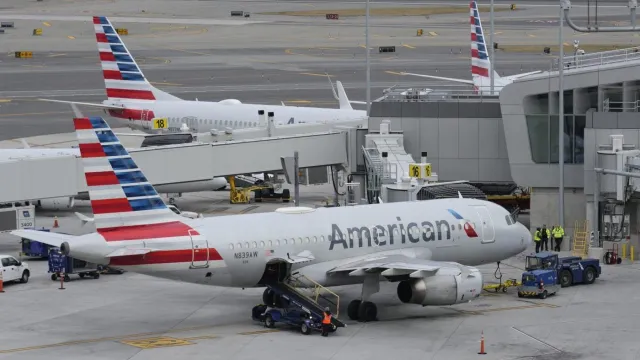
[470,1,500,83]
[93,16,180,103]
[73,116,185,231]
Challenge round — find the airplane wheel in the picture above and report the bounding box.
[347,299,361,321]
[357,301,377,322]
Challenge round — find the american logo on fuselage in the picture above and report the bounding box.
[447,209,478,238]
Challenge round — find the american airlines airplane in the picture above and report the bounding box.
[0,146,227,210]
[399,0,541,95]
[12,116,531,322]
[39,16,366,133]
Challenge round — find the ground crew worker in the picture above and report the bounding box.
[541,224,550,251]
[321,307,332,337]
[534,227,542,253]
[553,224,564,251]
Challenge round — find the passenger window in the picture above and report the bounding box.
[229,244,234,250]
[313,236,317,243]
[305,237,310,243]
[291,238,295,245]
[458,224,462,230]
[252,242,257,248]
[268,240,272,247]
[260,241,265,248]
[275,240,280,246]
[320,235,325,242]
[283,239,287,245]
[451,225,455,231]
[244,242,249,249]
[237,243,242,249]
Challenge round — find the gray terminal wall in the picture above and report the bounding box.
[369,100,513,182]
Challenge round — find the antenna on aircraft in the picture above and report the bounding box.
[378,196,384,204]
[458,192,463,199]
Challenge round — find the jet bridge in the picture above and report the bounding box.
[0,127,354,204]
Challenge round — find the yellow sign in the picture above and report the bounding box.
[409,164,421,178]
[116,28,129,35]
[423,164,432,177]
[152,118,168,129]
[32,28,42,36]
[120,337,192,349]
[15,51,33,58]
[416,29,423,36]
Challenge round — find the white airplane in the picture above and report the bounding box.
[38,16,366,133]
[0,146,227,210]
[12,115,531,323]
[398,0,541,95]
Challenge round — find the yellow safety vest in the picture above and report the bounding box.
[553,227,564,238]
[546,229,551,238]
[534,231,541,241]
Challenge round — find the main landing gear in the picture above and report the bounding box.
[347,275,380,322]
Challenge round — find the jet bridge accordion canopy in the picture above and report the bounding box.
[417,183,487,201]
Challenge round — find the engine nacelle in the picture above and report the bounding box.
[397,267,483,306]
[36,197,75,210]
[218,99,242,105]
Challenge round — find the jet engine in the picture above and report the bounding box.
[218,99,242,105]
[36,197,75,211]
[396,267,483,306]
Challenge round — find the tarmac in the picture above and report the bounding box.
[1,0,640,359]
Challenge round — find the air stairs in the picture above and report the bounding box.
[572,220,589,257]
[265,274,346,328]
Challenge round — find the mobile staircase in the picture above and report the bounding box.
[264,273,346,328]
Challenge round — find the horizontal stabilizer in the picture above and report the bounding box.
[502,70,542,82]
[75,212,94,224]
[38,98,125,110]
[10,229,73,248]
[106,248,155,257]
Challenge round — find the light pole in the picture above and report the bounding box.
[558,3,565,229]
[365,0,371,115]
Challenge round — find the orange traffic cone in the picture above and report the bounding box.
[53,216,59,228]
[0,271,4,293]
[478,331,487,355]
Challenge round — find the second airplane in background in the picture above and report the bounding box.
[40,16,367,133]
[400,0,541,95]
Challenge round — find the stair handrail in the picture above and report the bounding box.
[287,273,340,318]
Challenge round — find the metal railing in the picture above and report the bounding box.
[288,273,341,318]
[602,98,640,112]
[379,87,497,103]
[552,46,640,71]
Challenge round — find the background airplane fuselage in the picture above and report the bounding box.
[106,99,367,133]
[89,199,529,288]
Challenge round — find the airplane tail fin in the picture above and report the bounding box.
[73,116,188,232]
[93,16,180,102]
[470,1,500,84]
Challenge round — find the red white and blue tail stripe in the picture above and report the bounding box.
[74,116,183,230]
[93,16,178,102]
[470,1,492,79]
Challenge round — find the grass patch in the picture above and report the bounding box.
[262,6,513,17]
[500,44,634,53]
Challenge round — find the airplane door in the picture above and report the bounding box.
[141,109,151,130]
[189,230,210,269]
[473,205,495,243]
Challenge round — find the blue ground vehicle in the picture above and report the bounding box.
[517,252,601,298]
[252,304,335,335]
[48,248,101,281]
[20,228,53,258]
[518,269,559,299]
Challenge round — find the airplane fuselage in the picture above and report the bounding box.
[105,99,367,133]
[74,199,529,289]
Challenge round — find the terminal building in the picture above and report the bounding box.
[2,47,640,257]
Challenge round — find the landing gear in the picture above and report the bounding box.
[347,275,379,322]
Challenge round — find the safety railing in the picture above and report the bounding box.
[572,220,589,257]
[552,46,640,71]
[602,98,640,112]
[288,273,341,318]
[379,87,497,103]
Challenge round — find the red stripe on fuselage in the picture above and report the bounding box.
[73,118,93,130]
[109,248,223,266]
[472,65,489,77]
[106,88,156,100]
[99,52,116,62]
[91,198,132,214]
[78,143,106,158]
[97,221,200,241]
[103,70,122,80]
[108,108,155,121]
[86,171,120,186]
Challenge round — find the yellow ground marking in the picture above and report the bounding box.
[21,65,45,68]
[428,31,438,36]
[286,100,312,103]
[495,31,503,35]
[299,72,333,77]
[527,34,536,38]
[42,22,51,27]
[164,47,211,56]
[447,302,560,316]
[150,81,183,86]
[0,111,71,117]
[238,329,280,335]
[67,36,75,40]
[385,71,404,75]
[401,44,416,49]
[47,53,67,57]
[0,99,11,103]
[120,337,193,349]
[262,6,513,17]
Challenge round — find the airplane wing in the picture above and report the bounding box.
[328,253,474,279]
[10,229,73,248]
[400,72,475,85]
[284,250,315,264]
[501,70,542,82]
[38,98,125,110]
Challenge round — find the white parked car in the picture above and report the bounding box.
[0,255,29,283]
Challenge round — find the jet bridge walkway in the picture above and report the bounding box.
[265,277,346,328]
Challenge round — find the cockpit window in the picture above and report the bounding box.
[505,213,517,225]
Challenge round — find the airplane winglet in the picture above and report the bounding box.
[458,191,463,199]
[75,212,94,225]
[20,139,30,149]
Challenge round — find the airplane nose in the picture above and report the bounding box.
[520,223,533,249]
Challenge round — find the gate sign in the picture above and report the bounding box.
[153,118,168,129]
[423,164,432,177]
[326,13,339,20]
[409,164,421,178]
